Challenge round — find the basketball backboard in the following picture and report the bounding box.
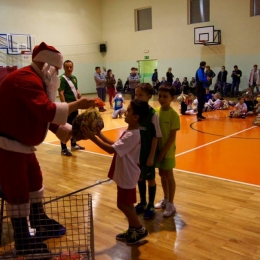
[0,33,36,55]
[194,26,221,46]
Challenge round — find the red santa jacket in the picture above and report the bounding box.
[0,65,63,146]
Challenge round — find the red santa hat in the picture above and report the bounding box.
[32,42,63,69]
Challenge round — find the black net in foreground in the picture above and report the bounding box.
[0,194,94,260]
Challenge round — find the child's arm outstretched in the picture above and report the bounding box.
[157,130,177,162]
[82,128,115,154]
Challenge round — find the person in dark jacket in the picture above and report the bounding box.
[152,69,158,87]
[205,65,216,88]
[217,66,228,97]
[231,65,242,97]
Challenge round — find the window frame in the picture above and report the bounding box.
[135,7,152,32]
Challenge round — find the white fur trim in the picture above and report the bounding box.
[56,123,72,143]
[33,50,63,69]
[52,102,69,125]
[29,186,44,203]
[6,203,30,217]
[0,137,36,154]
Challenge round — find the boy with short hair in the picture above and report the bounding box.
[134,83,162,219]
[155,83,180,217]
[83,100,150,244]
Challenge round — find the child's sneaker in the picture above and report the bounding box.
[154,199,167,209]
[126,228,149,245]
[116,228,134,241]
[135,203,146,215]
[143,204,155,219]
[163,202,176,217]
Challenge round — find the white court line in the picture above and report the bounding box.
[42,142,113,158]
[176,125,257,157]
[175,168,260,188]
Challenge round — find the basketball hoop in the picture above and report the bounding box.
[21,50,32,60]
[198,40,208,46]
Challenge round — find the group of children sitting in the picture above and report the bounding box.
[176,88,260,120]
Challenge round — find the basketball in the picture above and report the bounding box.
[72,108,104,141]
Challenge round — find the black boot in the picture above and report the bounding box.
[29,202,66,240]
[11,217,50,256]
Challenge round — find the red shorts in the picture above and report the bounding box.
[117,186,136,205]
[0,148,43,204]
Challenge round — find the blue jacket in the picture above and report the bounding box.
[196,67,208,88]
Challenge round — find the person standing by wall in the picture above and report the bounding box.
[94,66,107,112]
[195,61,210,121]
[59,60,85,156]
[166,67,174,85]
[217,66,228,97]
[129,67,140,100]
[106,69,116,108]
[205,65,216,89]
[152,69,158,87]
[231,65,242,97]
[249,64,260,94]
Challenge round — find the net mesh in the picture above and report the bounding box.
[0,194,94,260]
[0,42,103,93]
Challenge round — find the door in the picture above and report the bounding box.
[137,60,157,84]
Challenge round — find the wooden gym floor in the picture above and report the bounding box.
[1,94,259,259]
[39,94,260,260]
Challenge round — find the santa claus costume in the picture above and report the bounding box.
[0,42,72,256]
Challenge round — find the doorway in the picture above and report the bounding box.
[137,60,157,84]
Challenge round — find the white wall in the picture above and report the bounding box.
[1,0,260,92]
[101,0,260,90]
[0,0,104,93]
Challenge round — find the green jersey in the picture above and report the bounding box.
[59,74,78,103]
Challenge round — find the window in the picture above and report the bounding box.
[189,0,210,24]
[135,8,152,31]
[251,0,260,16]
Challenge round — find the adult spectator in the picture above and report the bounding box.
[106,69,116,108]
[195,61,210,121]
[181,77,190,94]
[173,78,181,95]
[59,60,85,156]
[190,77,196,95]
[205,65,216,88]
[129,67,140,100]
[0,42,95,256]
[152,69,158,87]
[249,64,260,93]
[231,65,242,97]
[94,66,106,112]
[166,67,174,84]
[217,66,228,97]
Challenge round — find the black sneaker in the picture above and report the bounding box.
[126,228,149,245]
[135,203,146,215]
[116,228,134,241]
[200,115,206,119]
[143,204,155,219]
[61,149,72,156]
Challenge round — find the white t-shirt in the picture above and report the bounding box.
[112,129,141,189]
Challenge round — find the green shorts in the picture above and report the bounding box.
[156,157,175,170]
[139,165,156,180]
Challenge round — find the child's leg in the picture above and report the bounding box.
[117,203,141,228]
[147,179,156,206]
[159,168,176,217]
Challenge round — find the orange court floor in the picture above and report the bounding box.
[45,94,260,187]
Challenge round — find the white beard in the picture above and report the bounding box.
[42,63,60,102]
